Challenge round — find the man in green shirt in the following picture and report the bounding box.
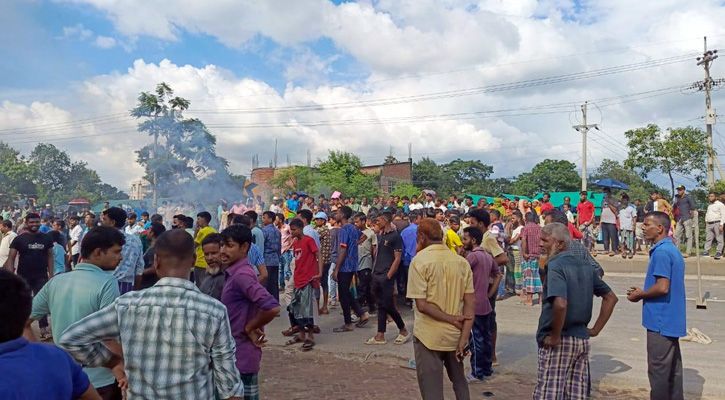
[194,211,217,288]
[29,226,127,399]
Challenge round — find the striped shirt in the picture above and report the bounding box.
[58,278,244,400]
[112,230,145,284]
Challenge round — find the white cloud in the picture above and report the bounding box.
[62,23,93,40]
[94,35,117,49]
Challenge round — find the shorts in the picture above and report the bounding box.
[635,222,644,239]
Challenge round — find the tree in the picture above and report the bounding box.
[0,142,35,202]
[442,159,493,194]
[510,159,580,197]
[624,124,710,197]
[132,83,241,202]
[269,166,316,195]
[384,154,399,164]
[389,182,422,199]
[316,151,380,199]
[412,157,444,192]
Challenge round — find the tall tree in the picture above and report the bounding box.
[624,124,710,196]
[511,159,580,197]
[589,159,665,202]
[441,159,493,194]
[0,142,35,202]
[412,157,444,192]
[316,151,380,199]
[132,83,240,202]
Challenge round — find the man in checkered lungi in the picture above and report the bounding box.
[534,223,619,399]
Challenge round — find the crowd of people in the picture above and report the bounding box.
[0,187,689,400]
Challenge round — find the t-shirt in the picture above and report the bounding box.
[539,202,554,213]
[444,228,462,253]
[358,228,377,270]
[642,239,686,338]
[52,244,66,276]
[293,235,320,289]
[466,247,499,316]
[636,205,645,223]
[373,230,403,275]
[69,225,83,256]
[675,194,696,222]
[489,222,505,249]
[600,197,619,224]
[338,223,360,273]
[392,219,410,233]
[0,338,91,400]
[194,226,218,268]
[39,224,51,234]
[577,200,595,225]
[536,251,612,344]
[618,205,637,231]
[10,232,53,280]
[251,226,265,251]
[285,199,299,213]
[407,244,474,352]
[481,230,504,258]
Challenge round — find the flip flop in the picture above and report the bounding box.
[281,326,301,337]
[364,337,387,345]
[285,336,303,346]
[333,325,354,333]
[355,318,369,328]
[301,340,316,351]
[394,333,411,345]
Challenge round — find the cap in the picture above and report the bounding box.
[676,185,685,191]
[314,212,328,220]
[273,196,280,200]
[45,204,51,207]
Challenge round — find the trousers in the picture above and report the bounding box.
[338,271,364,325]
[647,330,684,400]
[25,276,49,329]
[601,222,619,252]
[674,219,693,254]
[704,222,723,253]
[264,265,279,302]
[469,313,493,379]
[372,274,405,333]
[357,269,376,312]
[413,337,470,400]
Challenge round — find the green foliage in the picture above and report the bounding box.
[269,166,317,194]
[0,143,35,202]
[390,182,422,199]
[624,124,710,197]
[589,159,665,202]
[510,159,580,197]
[412,157,494,196]
[132,83,239,200]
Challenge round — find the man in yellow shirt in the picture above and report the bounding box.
[194,211,217,288]
[444,216,463,254]
[407,218,475,400]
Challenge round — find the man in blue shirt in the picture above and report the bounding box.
[0,269,101,400]
[627,211,686,400]
[399,210,422,303]
[261,211,281,301]
[332,206,370,332]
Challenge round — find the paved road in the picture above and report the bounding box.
[266,274,725,399]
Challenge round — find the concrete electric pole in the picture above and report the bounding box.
[696,36,725,186]
[572,101,598,191]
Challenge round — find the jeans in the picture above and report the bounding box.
[372,274,405,333]
[469,314,493,379]
[338,271,364,325]
[25,276,49,329]
[280,250,293,286]
[328,262,337,303]
[601,222,619,252]
[265,265,279,302]
[396,263,409,299]
[357,268,375,312]
[674,219,694,254]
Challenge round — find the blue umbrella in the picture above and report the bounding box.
[591,178,629,190]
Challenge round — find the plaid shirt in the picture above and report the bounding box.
[112,230,145,284]
[316,225,332,263]
[58,278,244,400]
[567,240,604,277]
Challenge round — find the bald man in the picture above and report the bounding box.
[59,230,244,400]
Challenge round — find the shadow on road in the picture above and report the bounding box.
[589,354,632,394]
[684,368,706,400]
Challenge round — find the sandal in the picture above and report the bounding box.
[281,326,301,337]
[333,325,354,333]
[319,308,329,315]
[364,337,387,345]
[312,325,321,334]
[301,340,316,351]
[355,317,369,328]
[285,336,303,346]
[394,333,411,345]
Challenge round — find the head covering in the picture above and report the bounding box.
[493,198,506,216]
[313,211,328,220]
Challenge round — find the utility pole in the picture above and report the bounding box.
[572,101,598,191]
[697,36,724,186]
[152,125,158,208]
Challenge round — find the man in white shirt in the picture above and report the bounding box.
[618,194,638,258]
[409,195,424,211]
[124,213,144,237]
[423,193,435,209]
[703,192,725,259]
[0,220,18,267]
[68,215,84,267]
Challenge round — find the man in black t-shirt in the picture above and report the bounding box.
[364,211,410,346]
[3,212,54,339]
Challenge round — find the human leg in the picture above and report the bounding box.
[95,382,123,400]
[469,313,493,379]
[705,223,716,253]
[443,347,471,400]
[602,223,611,252]
[647,330,684,400]
[320,263,330,313]
[413,337,445,400]
[337,271,355,325]
[26,276,49,329]
[357,268,375,312]
[684,219,694,255]
[328,262,338,306]
[240,373,259,400]
[264,265,279,301]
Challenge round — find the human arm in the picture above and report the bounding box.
[77,385,102,400]
[334,245,347,282]
[588,290,618,337]
[543,297,567,348]
[210,313,246,399]
[387,250,402,280]
[488,269,503,299]
[521,233,528,259]
[314,249,323,280]
[57,303,121,368]
[47,247,54,279]
[627,277,670,302]
[414,298,472,330]
[257,263,268,284]
[2,248,17,272]
[456,292,476,359]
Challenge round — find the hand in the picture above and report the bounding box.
[111,363,128,392]
[332,270,339,283]
[311,274,321,281]
[386,272,394,280]
[455,338,470,363]
[626,286,642,302]
[587,327,599,338]
[246,328,267,348]
[450,314,472,330]
[542,334,561,349]
[720,225,723,233]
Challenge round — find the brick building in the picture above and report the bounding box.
[250,160,412,200]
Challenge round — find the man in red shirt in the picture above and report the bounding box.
[539,192,555,213]
[576,191,596,256]
[287,218,323,351]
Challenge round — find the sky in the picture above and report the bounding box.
[2,0,725,193]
